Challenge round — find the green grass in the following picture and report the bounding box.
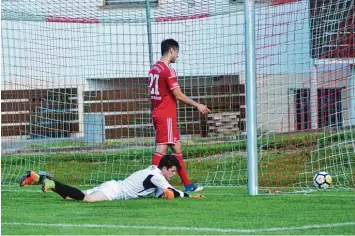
[259,129,355,150]
[9,141,246,160]
[1,151,247,186]
[22,130,355,151]
[25,141,87,150]
[13,130,354,187]
[1,130,355,234]
[2,131,354,187]
[2,187,355,235]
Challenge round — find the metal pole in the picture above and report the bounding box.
[350,65,355,126]
[244,0,258,195]
[311,66,318,130]
[145,0,154,67]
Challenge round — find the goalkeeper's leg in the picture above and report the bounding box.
[42,177,109,202]
[41,176,85,200]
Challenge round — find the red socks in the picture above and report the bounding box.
[152,152,164,166]
[174,153,191,185]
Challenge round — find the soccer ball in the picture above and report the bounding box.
[313,171,332,189]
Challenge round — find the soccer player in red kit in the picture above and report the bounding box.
[148,39,210,192]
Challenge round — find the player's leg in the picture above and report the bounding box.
[152,146,168,165]
[61,192,108,202]
[151,117,170,165]
[63,190,89,201]
[83,191,109,202]
[44,180,108,202]
[41,176,86,201]
[171,146,203,192]
[81,187,110,202]
[170,118,203,192]
[165,117,190,186]
[60,189,109,202]
[83,180,122,202]
[62,189,95,201]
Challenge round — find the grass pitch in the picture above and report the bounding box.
[1,186,355,235]
[2,131,355,234]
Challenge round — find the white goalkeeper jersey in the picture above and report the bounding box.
[115,165,186,200]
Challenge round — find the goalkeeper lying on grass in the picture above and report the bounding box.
[19,154,203,202]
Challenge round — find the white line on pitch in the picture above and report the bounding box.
[2,222,355,233]
[2,189,42,192]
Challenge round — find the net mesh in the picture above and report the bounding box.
[1,0,354,192]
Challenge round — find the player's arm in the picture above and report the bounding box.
[172,87,211,115]
[165,72,210,115]
[162,188,204,199]
[158,187,188,199]
[151,174,202,199]
[151,175,188,198]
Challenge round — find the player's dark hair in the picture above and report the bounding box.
[161,39,179,56]
[158,154,181,170]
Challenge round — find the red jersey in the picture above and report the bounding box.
[148,61,180,118]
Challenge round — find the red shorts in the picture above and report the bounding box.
[152,117,180,144]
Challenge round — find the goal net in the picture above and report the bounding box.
[1,0,354,192]
[255,0,354,192]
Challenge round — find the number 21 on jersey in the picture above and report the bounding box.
[149,73,160,95]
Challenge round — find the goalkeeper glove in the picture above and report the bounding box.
[190,194,204,199]
[162,189,175,200]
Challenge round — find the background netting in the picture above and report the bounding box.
[2,0,354,192]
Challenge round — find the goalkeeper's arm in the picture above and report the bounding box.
[156,188,204,200]
[151,174,203,200]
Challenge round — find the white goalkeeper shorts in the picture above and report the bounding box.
[84,180,125,201]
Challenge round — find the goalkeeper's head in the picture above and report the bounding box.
[158,154,181,180]
[161,39,179,63]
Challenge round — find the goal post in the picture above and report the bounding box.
[244,0,258,195]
